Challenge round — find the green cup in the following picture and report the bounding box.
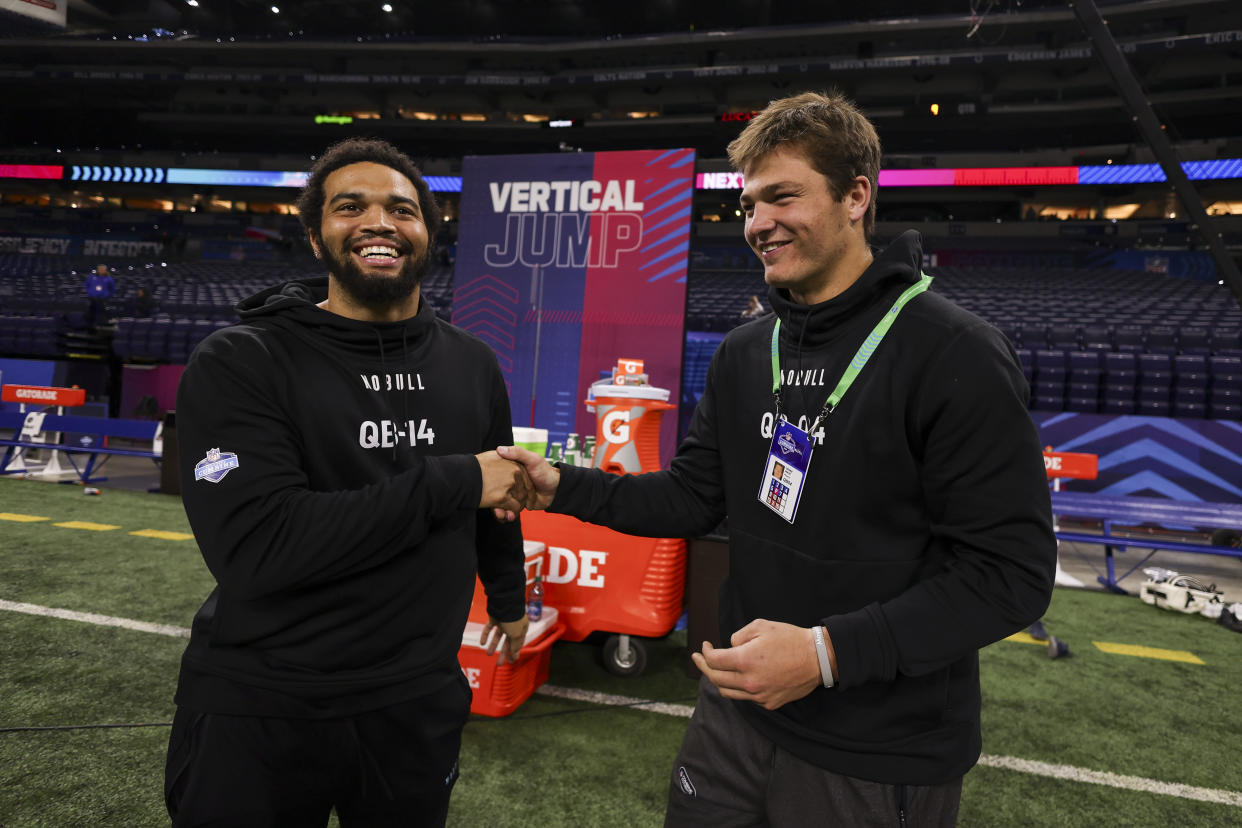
[511,426,549,458]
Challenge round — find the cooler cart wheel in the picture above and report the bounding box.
[603,634,648,677]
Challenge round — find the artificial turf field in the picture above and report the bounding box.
[1,475,1240,827]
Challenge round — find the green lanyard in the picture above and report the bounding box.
[770,274,933,434]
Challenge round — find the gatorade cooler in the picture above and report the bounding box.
[519,511,685,677]
[517,361,686,677]
[459,607,562,717]
[588,384,674,475]
[460,540,562,716]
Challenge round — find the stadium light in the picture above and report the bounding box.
[382,3,393,10]
[186,0,198,6]
[270,6,280,13]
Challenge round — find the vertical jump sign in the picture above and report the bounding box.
[452,149,696,466]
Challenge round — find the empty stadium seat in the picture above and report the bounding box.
[1113,325,1145,352]
[1209,327,1241,355]
[1144,326,1178,355]
[1103,352,1137,383]
[1173,354,1209,389]
[1137,353,1173,388]
[1211,355,1242,389]
[1081,324,1112,352]
[1178,326,1210,355]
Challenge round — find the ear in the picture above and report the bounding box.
[844,175,871,225]
[308,230,323,260]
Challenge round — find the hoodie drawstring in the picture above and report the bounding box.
[373,328,398,462]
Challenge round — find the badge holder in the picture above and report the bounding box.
[758,418,814,523]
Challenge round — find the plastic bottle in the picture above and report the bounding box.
[526,575,544,621]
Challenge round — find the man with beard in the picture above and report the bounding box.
[165,138,533,827]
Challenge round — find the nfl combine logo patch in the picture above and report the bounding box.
[194,447,239,483]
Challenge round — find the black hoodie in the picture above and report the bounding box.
[173,277,525,718]
[551,231,1055,784]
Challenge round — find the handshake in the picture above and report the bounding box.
[475,445,560,519]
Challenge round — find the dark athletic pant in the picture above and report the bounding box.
[665,677,963,827]
[165,674,470,827]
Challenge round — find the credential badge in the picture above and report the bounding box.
[194,447,240,483]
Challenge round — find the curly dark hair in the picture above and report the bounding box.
[295,137,442,245]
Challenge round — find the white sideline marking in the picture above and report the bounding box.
[5,599,1239,808]
[978,754,1242,807]
[536,684,695,718]
[0,599,190,639]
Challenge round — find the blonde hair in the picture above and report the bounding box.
[727,91,881,238]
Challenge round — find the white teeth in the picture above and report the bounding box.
[358,245,398,257]
[760,242,786,253]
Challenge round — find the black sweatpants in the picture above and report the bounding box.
[165,674,470,827]
[665,677,963,827]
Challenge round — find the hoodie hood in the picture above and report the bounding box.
[767,229,924,351]
[236,275,436,359]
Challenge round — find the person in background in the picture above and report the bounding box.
[84,263,115,328]
[132,283,157,317]
[500,90,1056,826]
[740,294,765,319]
[166,137,533,827]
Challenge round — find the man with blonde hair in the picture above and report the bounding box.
[501,91,1055,825]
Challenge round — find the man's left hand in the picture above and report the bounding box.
[691,618,823,710]
[480,614,529,664]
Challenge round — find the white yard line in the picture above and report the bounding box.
[977,754,1242,807]
[535,684,695,718]
[0,599,190,638]
[4,598,1240,808]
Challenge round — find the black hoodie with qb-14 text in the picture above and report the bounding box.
[173,277,525,718]
[551,231,1056,784]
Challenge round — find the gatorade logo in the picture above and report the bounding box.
[602,409,631,444]
[677,766,696,797]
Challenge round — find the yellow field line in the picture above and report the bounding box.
[1005,631,1203,664]
[129,529,194,541]
[0,512,49,522]
[52,520,121,531]
[1092,641,1205,664]
[3,511,190,540]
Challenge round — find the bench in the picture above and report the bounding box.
[0,410,162,485]
[1049,490,1242,593]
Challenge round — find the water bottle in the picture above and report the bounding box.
[526,575,544,621]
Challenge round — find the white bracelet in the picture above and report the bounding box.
[812,625,835,689]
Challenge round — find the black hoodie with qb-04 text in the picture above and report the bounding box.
[173,277,525,718]
[550,231,1056,784]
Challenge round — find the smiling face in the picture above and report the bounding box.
[311,161,430,318]
[739,145,872,306]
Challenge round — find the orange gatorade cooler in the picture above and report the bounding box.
[520,510,685,677]
[459,607,563,717]
[588,384,674,475]
[516,365,686,676]
[460,540,561,717]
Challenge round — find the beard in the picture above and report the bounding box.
[321,235,430,309]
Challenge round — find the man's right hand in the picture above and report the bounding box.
[495,445,560,511]
[475,450,532,514]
